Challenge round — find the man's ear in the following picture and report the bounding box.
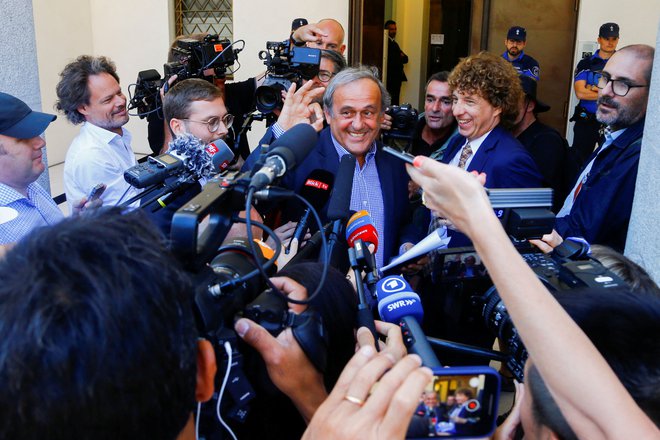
[195,339,217,402]
[170,118,185,138]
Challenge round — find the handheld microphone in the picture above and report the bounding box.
[377,275,442,367]
[207,138,235,173]
[327,154,355,221]
[346,210,379,252]
[291,169,335,248]
[249,123,318,190]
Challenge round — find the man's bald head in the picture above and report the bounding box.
[309,18,346,54]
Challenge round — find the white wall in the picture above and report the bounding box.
[566,0,660,141]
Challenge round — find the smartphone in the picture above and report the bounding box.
[407,366,501,439]
[87,183,106,201]
[383,146,415,165]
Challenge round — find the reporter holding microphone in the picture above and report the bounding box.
[406,156,659,439]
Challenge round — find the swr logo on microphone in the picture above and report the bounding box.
[387,299,416,312]
[304,179,329,190]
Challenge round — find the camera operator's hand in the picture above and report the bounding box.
[235,277,327,422]
[277,81,325,133]
[302,346,432,440]
[356,320,407,362]
[292,24,328,46]
[381,113,393,131]
[529,229,563,254]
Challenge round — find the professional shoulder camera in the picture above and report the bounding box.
[254,40,321,114]
[128,34,241,118]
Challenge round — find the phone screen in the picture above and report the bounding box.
[407,367,500,439]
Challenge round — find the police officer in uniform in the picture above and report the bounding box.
[571,22,619,166]
[501,26,540,81]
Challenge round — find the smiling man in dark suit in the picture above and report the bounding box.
[281,67,419,268]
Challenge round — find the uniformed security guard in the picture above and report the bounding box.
[570,22,620,166]
[501,26,540,81]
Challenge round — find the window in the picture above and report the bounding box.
[174,0,233,38]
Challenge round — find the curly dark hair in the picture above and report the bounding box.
[55,55,120,124]
[448,51,523,129]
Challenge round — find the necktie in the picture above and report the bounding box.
[457,143,473,169]
[425,143,473,277]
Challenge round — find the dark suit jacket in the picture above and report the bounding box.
[441,125,544,247]
[555,118,644,252]
[280,127,420,265]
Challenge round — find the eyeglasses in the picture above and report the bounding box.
[597,74,648,97]
[182,113,234,132]
[317,70,336,83]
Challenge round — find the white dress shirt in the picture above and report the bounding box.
[64,122,141,212]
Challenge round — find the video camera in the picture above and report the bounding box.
[254,40,321,114]
[382,103,419,151]
[128,34,241,118]
[167,164,329,429]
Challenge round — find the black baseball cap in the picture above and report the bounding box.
[0,92,56,139]
[507,26,527,41]
[519,76,550,113]
[599,22,619,38]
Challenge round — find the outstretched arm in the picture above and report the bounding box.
[406,156,658,440]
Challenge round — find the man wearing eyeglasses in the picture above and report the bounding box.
[141,78,233,234]
[57,55,142,209]
[570,22,620,167]
[534,44,654,253]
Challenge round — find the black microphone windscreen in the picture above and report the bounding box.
[268,123,318,169]
[291,18,308,31]
[327,154,356,221]
[299,169,335,210]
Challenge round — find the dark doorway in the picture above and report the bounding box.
[427,0,472,79]
[348,0,385,72]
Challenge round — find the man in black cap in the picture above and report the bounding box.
[570,22,620,167]
[0,92,63,245]
[0,92,98,247]
[511,76,569,211]
[502,26,540,81]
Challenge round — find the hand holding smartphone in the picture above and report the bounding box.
[87,183,106,202]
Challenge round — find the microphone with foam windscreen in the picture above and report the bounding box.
[124,134,232,189]
[290,169,335,251]
[249,123,318,190]
[377,275,442,367]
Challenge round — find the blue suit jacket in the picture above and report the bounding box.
[280,127,420,265]
[441,126,544,247]
[555,119,644,252]
[442,125,543,188]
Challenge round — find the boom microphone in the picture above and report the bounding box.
[377,275,442,367]
[291,169,335,247]
[249,123,318,190]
